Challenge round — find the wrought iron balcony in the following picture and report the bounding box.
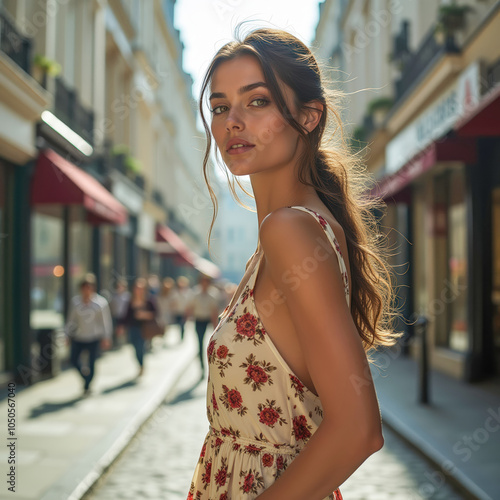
[394,23,460,106]
[54,77,95,146]
[152,189,164,207]
[0,8,32,73]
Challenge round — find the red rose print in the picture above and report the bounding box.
[262,453,274,467]
[202,461,212,485]
[233,443,240,451]
[207,340,216,357]
[245,444,261,454]
[236,312,257,338]
[290,374,304,391]
[219,493,228,500]
[187,493,193,500]
[212,392,219,412]
[317,214,328,229]
[227,389,242,408]
[215,465,227,487]
[221,428,231,436]
[259,407,280,426]
[200,443,206,459]
[293,415,312,441]
[247,365,268,384]
[215,437,223,448]
[276,455,284,470]
[217,345,229,358]
[243,472,255,493]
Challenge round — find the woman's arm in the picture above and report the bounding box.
[255,208,384,499]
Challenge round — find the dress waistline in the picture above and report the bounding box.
[209,426,301,456]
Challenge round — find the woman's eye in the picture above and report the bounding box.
[250,98,269,107]
[211,105,228,115]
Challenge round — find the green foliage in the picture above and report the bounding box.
[435,2,474,34]
[367,97,394,115]
[33,54,61,76]
[124,155,142,174]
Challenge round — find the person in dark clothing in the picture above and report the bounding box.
[118,277,157,377]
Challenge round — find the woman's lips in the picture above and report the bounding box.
[226,145,255,155]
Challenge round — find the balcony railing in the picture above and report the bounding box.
[54,77,95,146]
[152,189,164,207]
[0,8,32,73]
[394,24,460,105]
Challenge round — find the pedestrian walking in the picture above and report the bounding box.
[109,278,131,347]
[170,275,193,341]
[118,278,158,377]
[187,27,403,499]
[185,274,221,376]
[156,277,176,338]
[65,273,112,397]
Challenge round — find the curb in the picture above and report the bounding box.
[380,406,494,500]
[39,345,198,500]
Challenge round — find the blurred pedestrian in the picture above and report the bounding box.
[170,275,193,341]
[185,274,220,376]
[109,278,131,347]
[65,273,112,396]
[147,273,161,297]
[157,277,176,340]
[118,278,157,377]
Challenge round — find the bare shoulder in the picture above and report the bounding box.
[260,206,324,244]
[259,206,343,259]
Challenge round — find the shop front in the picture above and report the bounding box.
[30,149,128,378]
[374,60,495,381]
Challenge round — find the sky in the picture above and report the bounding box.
[174,0,323,100]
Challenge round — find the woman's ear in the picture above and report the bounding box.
[300,101,324,133]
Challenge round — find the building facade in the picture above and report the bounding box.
[0,0,220,385]
[314,0,500,382]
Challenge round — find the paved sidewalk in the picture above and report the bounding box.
[372,346,500,500]
[0,324,198,500]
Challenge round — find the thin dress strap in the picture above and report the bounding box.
[286,205,350,306]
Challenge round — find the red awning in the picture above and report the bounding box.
[454,84,500,137]
[32,149,128,225]
[156,224,221,279]
[371,136,477,201]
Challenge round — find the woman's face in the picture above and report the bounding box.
[209,55,303,176]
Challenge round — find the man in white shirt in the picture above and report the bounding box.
[66,273,112,396]
[186,274,220,377]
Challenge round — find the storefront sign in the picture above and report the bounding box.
[386,61,483,174]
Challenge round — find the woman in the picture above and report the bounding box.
[119,278,157,377]
[187,28,403,499]
[157,277,176,337]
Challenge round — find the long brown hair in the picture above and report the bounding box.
[199,27,404,353]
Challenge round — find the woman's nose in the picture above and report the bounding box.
[225,108,244,131]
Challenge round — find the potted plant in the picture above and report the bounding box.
[367,96,394,126]
[435,1,474,38]
[33,54,61,87]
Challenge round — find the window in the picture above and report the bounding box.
[31,208,64,330]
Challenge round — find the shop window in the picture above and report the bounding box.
[493,188,500,355]
[100,226,113,295]
[0,166,5,372]
[70,208,92,298]
[434,167,468,352]
[31,208,64,330]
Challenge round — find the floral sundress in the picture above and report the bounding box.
[187,206,350,499]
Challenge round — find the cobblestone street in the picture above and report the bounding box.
[84,359,466,500]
